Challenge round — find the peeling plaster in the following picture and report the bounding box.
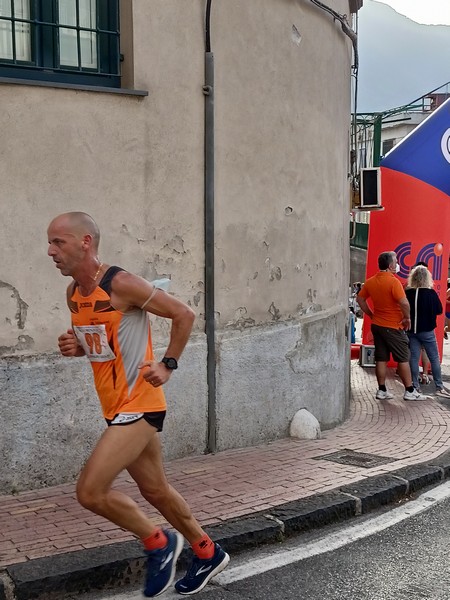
[0,281,28,329]
[0,334,34,355]
[226,307,256,330]
[268,302,281,321]
[291,24,302,46]
[193,291,203,307]
[265,258,282,282]
[270,266,282,281]
[163,235,185,255]
[192,281,205,307]
[307,288,317,303]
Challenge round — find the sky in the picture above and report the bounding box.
[377,0,450,26]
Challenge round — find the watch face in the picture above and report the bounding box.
[163,357,178,369]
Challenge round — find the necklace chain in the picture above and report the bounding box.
[92,262,104,282]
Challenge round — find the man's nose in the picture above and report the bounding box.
[48,245,56,256]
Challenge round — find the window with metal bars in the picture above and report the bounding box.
[0,0,120,87]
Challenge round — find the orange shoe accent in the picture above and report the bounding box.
[192,534,215,559]
[142,528,168,551]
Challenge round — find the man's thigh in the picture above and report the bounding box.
[372,325,409,363]
[386,328,410,363]
[79,419,158,492]
[371,324,390,361]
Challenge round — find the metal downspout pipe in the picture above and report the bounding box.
[204,0,216,453]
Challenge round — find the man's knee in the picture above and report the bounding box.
[76,478,105,512]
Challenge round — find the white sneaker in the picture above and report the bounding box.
[435,388,450,398]
[403,389,426,401]
[376,389,394,400]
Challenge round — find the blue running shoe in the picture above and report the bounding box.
[175,543,230,595]
[144,530,184,597]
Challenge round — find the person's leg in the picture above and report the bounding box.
[127,430,205,544]
[418,347,430,384]
[76,419,187,598]
[371,325,389,388]
[420,331,443,389]
[128,429,230,595]
[408,334,421,390]
[375,360,387,386]
[394,332,427,400]
[421,348,430,379]
[397,361,414,388]
[76,419,161,538]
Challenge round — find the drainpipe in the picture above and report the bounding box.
[203,0,216,453]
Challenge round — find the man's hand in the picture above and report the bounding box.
[400,317,411,330]
[356,296,374,319]
[58,329,85,357]
[139,360,172,388]
[398,298,411,330]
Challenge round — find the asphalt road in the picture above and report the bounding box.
[73,481,450,600]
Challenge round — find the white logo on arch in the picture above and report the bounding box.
[442,128,450,164]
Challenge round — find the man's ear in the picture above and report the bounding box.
[82,234,93,249]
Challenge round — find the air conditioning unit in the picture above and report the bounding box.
[359,167,381,209]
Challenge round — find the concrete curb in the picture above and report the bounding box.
[4,452,450,599]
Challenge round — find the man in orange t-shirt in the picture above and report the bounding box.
[357,251,425,402]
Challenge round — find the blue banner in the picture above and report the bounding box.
[381,98,450,197]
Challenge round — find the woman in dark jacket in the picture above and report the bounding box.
[406,265,450,397]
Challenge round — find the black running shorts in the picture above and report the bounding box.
[105,411,166,432]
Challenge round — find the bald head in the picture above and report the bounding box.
[48,212,100,250]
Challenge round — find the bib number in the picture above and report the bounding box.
[73,325,116,363]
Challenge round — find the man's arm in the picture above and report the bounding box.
[398,297,411,330]
[356,295,373,319]
[111,272,195,386]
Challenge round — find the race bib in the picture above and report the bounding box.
[73,324,116,363]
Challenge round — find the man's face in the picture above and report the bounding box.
[389,254,398,273]
[47,217,85,277]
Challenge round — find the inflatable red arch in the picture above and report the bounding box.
[359,98,450,360]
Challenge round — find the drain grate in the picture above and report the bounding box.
[314,449,397,469]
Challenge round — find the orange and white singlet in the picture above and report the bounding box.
[69,266,166,419]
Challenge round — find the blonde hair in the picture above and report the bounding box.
[407,265,433,289]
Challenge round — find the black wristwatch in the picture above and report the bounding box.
[162,357,178,370]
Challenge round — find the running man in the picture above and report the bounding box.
[47,212,229,597]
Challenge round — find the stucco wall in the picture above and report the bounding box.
[0,0,354,492]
